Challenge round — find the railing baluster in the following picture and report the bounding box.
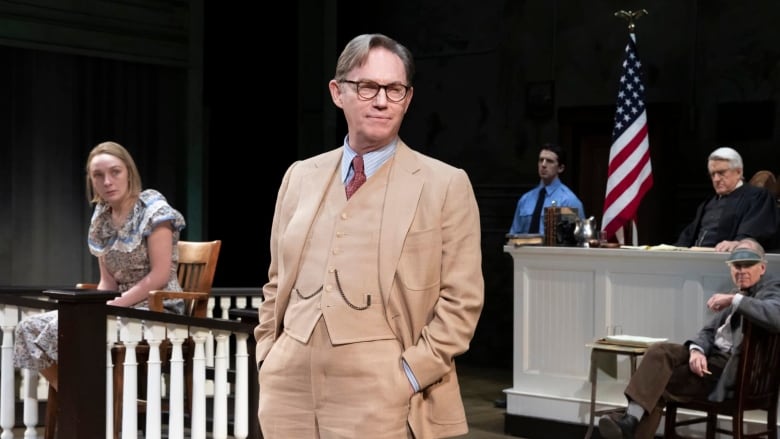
[219,298,231,320]
[213,331,230,439]
[119,319,143,439]
[0,305,18,439]
[234,332,249,439]
[207,298,216,323]
[106,317,118,439]
[17,307,41,439]
[21,368,38,439]
[191,328,209,439]
[167,324,187,439]
[144,322,165,439]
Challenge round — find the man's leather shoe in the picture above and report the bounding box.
[598,412,638,439]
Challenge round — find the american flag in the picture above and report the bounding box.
[601,33,653,244]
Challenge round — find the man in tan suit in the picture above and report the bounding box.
[254,33,484,438]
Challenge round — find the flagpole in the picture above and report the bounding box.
[617,9,647,247]
[602,8,653,245]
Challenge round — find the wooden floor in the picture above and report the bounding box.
[455,364,520,439]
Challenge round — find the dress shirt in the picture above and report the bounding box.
[341,136,397,183]
[690,293,746,354]
[509,177,585,235]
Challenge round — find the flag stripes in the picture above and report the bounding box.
[601,33,653,242]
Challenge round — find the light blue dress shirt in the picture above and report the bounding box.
[509,177,585,235]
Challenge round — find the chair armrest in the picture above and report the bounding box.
[148,290,209,313]
[76,283,99,290]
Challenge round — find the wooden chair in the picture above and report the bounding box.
[748,170,777,195]
[44,239,221,439]
[664,319,780,439]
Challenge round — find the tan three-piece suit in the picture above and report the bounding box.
[254,140,484,438]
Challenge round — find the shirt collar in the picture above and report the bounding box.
[541,177,563,192]
[341,136,398,183]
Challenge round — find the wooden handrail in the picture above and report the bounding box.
[0,285,260,438]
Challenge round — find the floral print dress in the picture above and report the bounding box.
[14,189,186,371]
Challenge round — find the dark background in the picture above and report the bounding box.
[203,2,297,289]
[3,1,780,369]
[204,2,780,367]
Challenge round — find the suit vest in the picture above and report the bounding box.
[283,158,395,345]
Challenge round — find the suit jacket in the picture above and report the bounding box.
[675,183,778,249]
[685,274,780,401]
[254,140,485,438]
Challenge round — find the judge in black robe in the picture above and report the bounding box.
[675,182,778,250]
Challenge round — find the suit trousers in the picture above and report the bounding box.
[624,342,729,439]
[258,317,413,439]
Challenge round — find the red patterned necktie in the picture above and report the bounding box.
[345,155,366,199]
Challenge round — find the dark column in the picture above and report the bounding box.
[44,288,119,438]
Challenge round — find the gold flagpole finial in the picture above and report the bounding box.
[614,9,648,32]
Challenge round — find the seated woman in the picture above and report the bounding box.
[13,140,186,390]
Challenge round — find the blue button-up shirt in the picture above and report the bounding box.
[509,178,585,235]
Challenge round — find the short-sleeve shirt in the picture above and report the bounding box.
[509,178,586,235]
[88,189,186,312]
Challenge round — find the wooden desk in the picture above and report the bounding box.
[502,245,780,437]
[583,342,647,439]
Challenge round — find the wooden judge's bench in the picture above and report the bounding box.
[502,245,780,438]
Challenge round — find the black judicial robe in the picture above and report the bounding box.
[675,184,778,250]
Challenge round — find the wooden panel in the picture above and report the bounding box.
[525,268,594,376]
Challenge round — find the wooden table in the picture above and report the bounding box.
[583,341,648,439]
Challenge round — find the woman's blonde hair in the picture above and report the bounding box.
[85,141,142,204]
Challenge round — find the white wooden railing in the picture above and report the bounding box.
[0,288,261,439]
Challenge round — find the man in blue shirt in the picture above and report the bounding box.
[509,143,585,235]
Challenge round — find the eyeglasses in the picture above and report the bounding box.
[339,80,410,103]
[709,168,733,179]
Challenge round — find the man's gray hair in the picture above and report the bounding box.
[333,33,415,85]
[709,146,743,170]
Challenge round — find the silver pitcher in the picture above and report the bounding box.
[574,216,597,247]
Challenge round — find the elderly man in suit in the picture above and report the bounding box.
[599,238,780,438]
[254,33,484,439]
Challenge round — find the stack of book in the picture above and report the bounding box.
[506,233,543,246]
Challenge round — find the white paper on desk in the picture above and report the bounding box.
[604,334,668,346]
[619,244,687,251]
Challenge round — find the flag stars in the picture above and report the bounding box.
[611,38,647,139]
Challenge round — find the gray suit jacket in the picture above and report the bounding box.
[686,274,780,401]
